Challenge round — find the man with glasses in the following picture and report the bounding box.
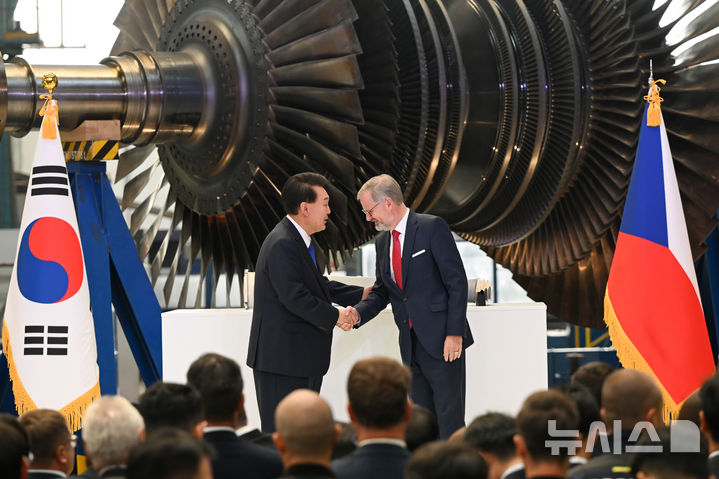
[351,174,474,439]
[19,409,76,479]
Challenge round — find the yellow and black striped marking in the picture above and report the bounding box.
[62,140,119,162]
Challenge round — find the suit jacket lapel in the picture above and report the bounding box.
[282,218,330,300]
[401,210,418,288]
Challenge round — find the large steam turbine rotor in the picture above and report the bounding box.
[1,0,718,328]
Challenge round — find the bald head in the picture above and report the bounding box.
[602,369,662,428]
[274,390,336,463]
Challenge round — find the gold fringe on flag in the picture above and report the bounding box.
[603,292,681,424]
[2,321,99,431]
[644,79,666,127]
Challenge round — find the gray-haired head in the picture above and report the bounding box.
[357,174,404,205]
[83,395,145,469]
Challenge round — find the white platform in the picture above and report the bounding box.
[162,303,548,426]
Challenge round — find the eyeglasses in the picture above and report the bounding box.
[362,201,381,217]
[70,434,77,448]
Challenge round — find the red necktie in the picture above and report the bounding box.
[392,230,411,328]
[392,230,402,289]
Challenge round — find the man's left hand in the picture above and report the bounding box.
[443,335,463,362]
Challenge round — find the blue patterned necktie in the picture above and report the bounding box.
[308,242,317,267]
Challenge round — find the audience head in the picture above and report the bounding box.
[678,389,702,429]
[186,353,244,425]
[601,369,662,430]
[465,412,518,462]
[0,415,30,479]
[407,441,487,479]
[137,382,205,438]
[19,408,74,475]
[126,427,213,479]
[571,361,614,406]
[405,405,439,452]
[273,389,337,467]
[631,425,708,479]
[282,172,331,215]
[515,390,578,467]
[83,395,145,470]
[699,373,719,446]
[347,357,411,432]
[553,382,600,449]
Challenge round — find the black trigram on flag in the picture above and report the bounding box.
[30,165,69,197]
[23,325,68,355]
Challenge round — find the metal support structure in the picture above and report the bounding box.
[67,161,162,392]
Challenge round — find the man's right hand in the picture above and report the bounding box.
[336,307,359,331]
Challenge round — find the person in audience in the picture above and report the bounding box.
[0,414,31,479]
[679,390,702,428]
[136,382,205,438]
[82,395,145,479]
[331,357,411,479]
[465,412,524,479]
[515,390,579,479]
[273,389,338,479]
[553,383,600,467]
[569,369,662,479]
[126,427,213,479]
[631,426,708,479]
[699,373,719,479]
[405,405,439,452]
[19,409,75,479]
[186,352,283,479]
[571,362,614,408]
[331,422,357,460]
[406,441,487,479]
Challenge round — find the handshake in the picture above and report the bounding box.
[336,306,359,331]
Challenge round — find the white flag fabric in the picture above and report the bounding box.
[2,99,99,430]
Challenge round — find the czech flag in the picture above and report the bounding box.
[604,80,715,419]
[2,97,100,430]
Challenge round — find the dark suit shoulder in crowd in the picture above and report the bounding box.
[503,466,526,479]
[239,428,278,450]
[708,453,719,479]
[568,453,633,479]
[79,469,99,479]
[28,472,68,479]
[331,443,410,479]
[280,464,337,479]
[204,430,283,479]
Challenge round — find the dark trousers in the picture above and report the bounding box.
[409,329,466,438]
[253,369,322,433]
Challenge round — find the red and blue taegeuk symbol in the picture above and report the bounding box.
[17,217,84,303]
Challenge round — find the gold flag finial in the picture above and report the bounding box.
[39,73,58,139]
[41,72,57,95]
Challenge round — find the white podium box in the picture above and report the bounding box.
[162,303,547,426]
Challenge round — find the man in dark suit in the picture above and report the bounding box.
[187,353,283,479]
[464,412,525,479]
[273,390,339,479]
[82,395,146,479]
[19,409,75,479]
[515,391,579,479]
[331,357,412,479]
[247,172,367,433]
[352,174,473,438]
[699,373,719,479]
